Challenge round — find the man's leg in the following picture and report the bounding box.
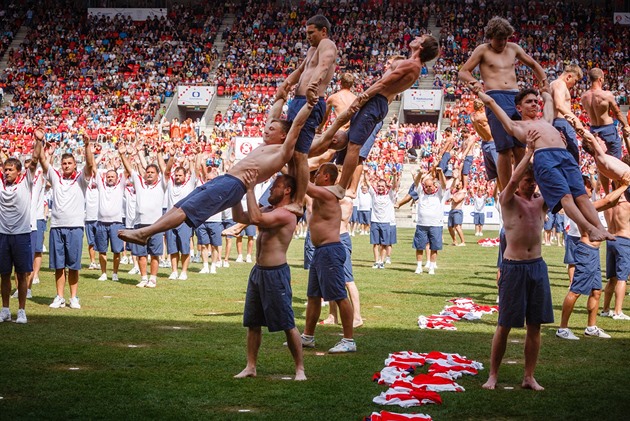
[119,207,187,245]
[180,253,190,275]
[150,256,159,277]
[346,282,363,327]
[285,327,306,381]
[586,290,601,327]
[336,298,354,340]
[290,151,310,209]
[16,272,27,310]
[448,225,456,244]
[455,224,465,244]
[567,264,575,285]
[32,252,42,282]
[482,325,511,390]
[522,323,544,390]
[234,326,262,378]
[112,253,120,274]
[138,256,148,277]
[338,143,362,190]
[1,273,10,309]
[303,296,322,337]
[496,150,513,192]
[170,254,180,274]
[559,292,580,328]
[98,252,108,274]
[55,268,66,298]
[562,194,612,242]
[68,269,79,299]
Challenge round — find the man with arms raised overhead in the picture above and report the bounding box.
[549,64,583,165]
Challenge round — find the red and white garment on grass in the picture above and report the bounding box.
[417,315,457,330]
[477,237,500,247]
[424,351,484,371]
[418,298,498,330]
[373,388,442,407]
[427,362,479,379]
[365,410,432,421]
[391,374,465,393]
[373,366,416,386]
[384,351,428,368]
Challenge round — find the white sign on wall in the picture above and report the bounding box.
[403,89,443,111]
[87,8,167,21]
[177,86,214,107]
[614,13,630,25]
[234,137,264,160]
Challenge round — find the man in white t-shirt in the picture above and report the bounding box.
[94,169,126,282]
[119,143,167,288]
[84,178,99,269]
[38,132,94,309]
[366,173,398,269]
[356,184,372,235]
[1,149,40,324]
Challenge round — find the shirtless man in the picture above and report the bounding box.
[232,172,306,381]
[447,176,467,246]
[118,85,318,245]
[299,163,356,353]
[482,131,553,391]
[318,35,440,198]
[276,15,338,213]
[550,64,583,164]
[476,88,613,243]
[435,127,456,176]
[581,67,630,192]
[316,72,356,135]
[459,16,549,189]
[471,99,499,187]
[458,128,476,189]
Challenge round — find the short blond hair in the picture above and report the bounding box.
[563,64,583,80]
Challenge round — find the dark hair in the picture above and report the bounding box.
[270,118,291,135]
[621,154,630,167]
[460,127,470,134]
[277,174,297,200]
[174,166,186,174]
[419,35,440,63]
[146,164,160,173]
[319,162,338,183]
[485,16,514,39]
[3,157,22,171]
[61,153,75,162]
[306,15,331,34]
[515,88,538,105]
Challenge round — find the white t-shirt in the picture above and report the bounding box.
[0,170,33,234]
[96,170,125,223]
[166,172,196,210]
[473,195,487,212]
[369,186,396,223]
[84,179,99,221]
[46,166,88,228]
[415,184,444,227]
[357,189,372,211]
[30,170,46,230]
[123,181,137,228]
[131,171,167,225]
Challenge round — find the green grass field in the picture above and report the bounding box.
[2,228,629,420]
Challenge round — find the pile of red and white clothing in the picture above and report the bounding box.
[418,298,498,330]
[477,237,500,247]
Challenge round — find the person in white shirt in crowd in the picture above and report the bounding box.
[123,171,140,274]
[412,167,447,275]
[385,185,399,265]
[159,148,197,280]
[0,134,41,324]
[365,172,398,269]
[473,187,488,236]
[40,131,95,309]
[356,183,372,235]
[84,177,99,270]
[118,143,167,288]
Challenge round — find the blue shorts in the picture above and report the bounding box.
[95,222,125,254]
[533,148,586,213]
[166,222,193,255]
[408,183,419,201]
[553,213,565,234]
[0,233,33,274]
[485,90,523,152]
[359,120,384,160]
[370,222,391,245]
[303,230,314,270]
[481,140,499,180]
[462,155,473,175]
[350,206,359,223]
[176,174,246,228]
[591,124,622,159]
[287,95,326,154]
[307,242,347,301]
[438,152,451,174]
[196,221,223,246]
[448,209,463,227]
[606,236,630,281]
[413,225,443,251]
[33,219,46,253]
[553,118,579,165]
[496,228,506,268]
[238,225,257,237]
[570,241,602,295]
[498,257,554,328]
[563,234,580,265]
[348,94,388,147]
[85,220,97,246]
[49,227,84,270]
[357,210,371,225]
[243,263,295,332]
[474,212,485,225]
[130,225,164,257]
[543,211,555,231]
[340,232,354,282]
[389,224,397,245]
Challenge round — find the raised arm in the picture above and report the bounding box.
[280,83,317,160]
[83,134,95,178]
[264,95,286,132]
[118,142,134,177]
[477,90,518,137]
[31,128,44,173]
[308,101,360,157]
[541,91,555,124]
[592,179,630,212]
[500,130,536,205]
[607,92,630,152]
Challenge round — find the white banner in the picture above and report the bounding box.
[88,8,167,21]
[234,137,263,160]
[177,86,214,107]
[447,205,501,225]
[403,89,443,111]
[614,13,630,25]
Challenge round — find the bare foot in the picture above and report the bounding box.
[283,202,304,217]
[294,370,307,381]
[118,229,149,246]
[353,319,364,328]
[319,315,337,325]
[522,376,544,391]
[234,367,257,378]
[222,226,243,237]
[324,184,346,199]
[482,376,498,390]
[587,227,616,243]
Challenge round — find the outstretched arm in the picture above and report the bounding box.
[592,179,630,212]
[458,45,484,89]
[83,135,95,178]
[280,82,317,161]
[118,143,134,177]
[500,130,536,205]
[541,92,556,124]
[308,102,360,158]
[476,90,517,137]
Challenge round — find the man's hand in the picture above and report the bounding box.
[275,83,290,102]
[469,81,483,95]
[242,168,258,190]
[35,128,45,142]
[117,142,127,154]
[525,129,540,152]
[622,171,630,186]
[306,81,318,106]
[622,126,630,140]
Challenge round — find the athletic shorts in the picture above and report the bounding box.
[543,211,555,231]
[438,152,451,174]
[462,155,473,175]
[498,257,554,328]
[166,222,193,255]
[359,120,384,159]
[408,183,419,201]
[563,234,580,265]
[533,148,586,213]
[33,219,46,253]
[370,222,391,245]
[49,227,84,270]
[496,227,506,268]
[570,241,602,295]
[95,221,125,254]
[447,209,463,227]
[196,221,223,246]
[591,124,622,159]
[130,224,164,257]
[481,140,499,180]
[348,94,388,147]
[350,206,359,223]
[84,220,97,246]
[303,230,314,270]
[553,118,580,165]
[243,263,295,332]
[237,225,257,237]
[474,212,485,226]
[357,210,371,225]
[413,225,443,251]
[307,242,347,301]
[0,233,33,274]
[340,232,354,282]
[176,174,246,228]
[287,95,326,154]
[389,224,397,245]
[485,90,523,152]
[606,236,630,281]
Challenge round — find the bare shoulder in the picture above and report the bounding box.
[318,38,337,51]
